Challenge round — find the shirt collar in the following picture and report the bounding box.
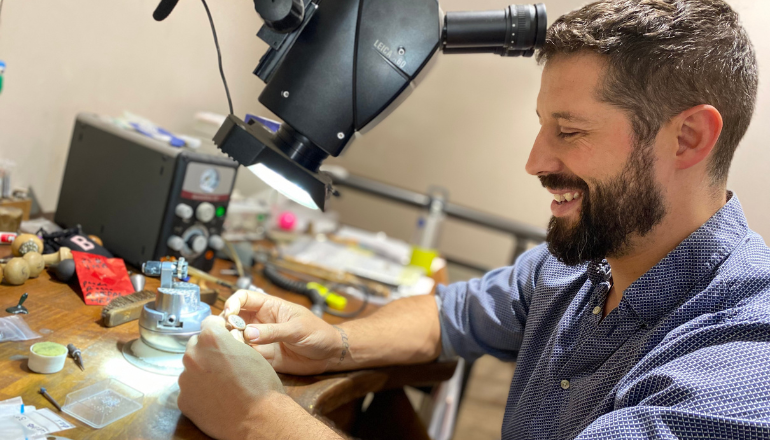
[619,191,748,325]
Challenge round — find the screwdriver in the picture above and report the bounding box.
[39,388,62,412]
[67,344,85,371]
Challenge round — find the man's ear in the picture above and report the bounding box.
[675,105,723,170]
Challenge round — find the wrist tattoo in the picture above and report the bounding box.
[333,326,350,364]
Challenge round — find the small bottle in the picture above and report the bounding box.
[0,60,5,95]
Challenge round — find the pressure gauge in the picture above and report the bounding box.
[200,168,220,193]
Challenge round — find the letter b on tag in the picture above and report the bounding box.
[71,235,95,251]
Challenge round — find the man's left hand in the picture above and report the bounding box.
[177,315,285,440]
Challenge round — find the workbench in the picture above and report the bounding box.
[0,255,456,439]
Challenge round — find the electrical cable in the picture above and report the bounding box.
[263,264,369,318]
[201,0,234,115]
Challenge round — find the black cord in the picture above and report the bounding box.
[201,0,234,115]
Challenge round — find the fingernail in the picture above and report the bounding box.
[223,307,230,316]
[244,327,259,341]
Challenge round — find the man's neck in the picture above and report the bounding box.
[604,189,727,310]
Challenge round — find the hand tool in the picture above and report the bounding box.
[101,289,155,327]
[67,343,85,371]
[11,233,43,257]
[3,257,29,285]
[22,252,45,278]
[42,247,73,267]
[39,387,62,411]
[51,258,76,282]
[5,292,28,314]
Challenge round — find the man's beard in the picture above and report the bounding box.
[540,145,667,266]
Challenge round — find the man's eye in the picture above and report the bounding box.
[558,131,580,139]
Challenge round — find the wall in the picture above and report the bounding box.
[0,0,767,270]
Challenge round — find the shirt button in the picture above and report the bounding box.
[592,306,602,315]
[560,379,570,390]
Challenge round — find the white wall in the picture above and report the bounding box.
[0,0,767,269]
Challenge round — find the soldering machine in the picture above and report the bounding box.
[153,0,547,211]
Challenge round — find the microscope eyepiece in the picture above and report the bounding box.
[443,3,547,57]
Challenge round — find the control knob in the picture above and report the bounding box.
[175,203,193,220]
[188,235,208,254]
[196,202,216,223]
[208,235,225,251]
[167,235,185,252]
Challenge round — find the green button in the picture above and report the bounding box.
[216,206,225,217]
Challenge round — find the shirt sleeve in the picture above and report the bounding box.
[574,309,770,439]
[436,244,549,362]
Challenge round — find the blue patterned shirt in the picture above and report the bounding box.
[438,193,770,439]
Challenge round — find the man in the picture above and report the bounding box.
[177,0,769,438]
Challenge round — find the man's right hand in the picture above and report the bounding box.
[222,290,343,375]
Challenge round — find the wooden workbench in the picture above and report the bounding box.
[0,256,455,439]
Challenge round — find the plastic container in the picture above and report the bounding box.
[62,379,144,428]
[28,342,67,374]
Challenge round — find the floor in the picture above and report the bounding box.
[452,356,516,440]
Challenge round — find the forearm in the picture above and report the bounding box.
[243,393,344,440]
[328,294,441,372]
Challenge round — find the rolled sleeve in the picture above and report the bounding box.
[436,244,549,362]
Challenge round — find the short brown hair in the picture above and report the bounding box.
[537,0,758,184]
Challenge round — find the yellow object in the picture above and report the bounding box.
[4,258,30,285]
[23,252,45,278]
[29,342,68,374]
[32,342,67,357]
[307,282,348,311]
[409,246,438,275]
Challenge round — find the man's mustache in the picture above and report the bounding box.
[539,174,589,191]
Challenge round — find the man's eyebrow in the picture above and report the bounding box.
[551,111,592,124]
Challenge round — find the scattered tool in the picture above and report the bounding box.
[3,257,30,285]
[51,258,76,282]
[5,292,28,314]
[100,289,155,328]
[43,247,73,267]
[67,344,85,371]
[130,273,145,292]
[23,252,45,278]
[39,387,62,412]
[11,233,44,257]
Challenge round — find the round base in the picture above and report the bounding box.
[122,339,184,376]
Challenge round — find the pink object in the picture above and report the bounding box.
[278,211,297,231]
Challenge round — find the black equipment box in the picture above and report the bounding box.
[55,113,238,271]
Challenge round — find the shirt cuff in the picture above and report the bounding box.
[435,294,459,361]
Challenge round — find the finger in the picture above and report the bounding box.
[186,334,199,351]
[253,343,276,361]
[223,289,259,316]
[200,315,228,335]
[243,322,301,345]
[198,316,230,345]
[230,329,245,343]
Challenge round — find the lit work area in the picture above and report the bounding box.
[0,0,769,439]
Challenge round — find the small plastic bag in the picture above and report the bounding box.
[0,316,41,342]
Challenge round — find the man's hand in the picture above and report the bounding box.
[179,315,344,440]
[222,290,343,375]
[177,316,286,439]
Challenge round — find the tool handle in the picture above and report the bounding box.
[17,292,28,306]
[67,343,80,357]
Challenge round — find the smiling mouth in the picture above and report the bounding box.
[552,191,583,205]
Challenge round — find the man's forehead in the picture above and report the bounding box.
[537,53,606,122]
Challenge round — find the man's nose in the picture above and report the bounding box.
[525,129,562,176]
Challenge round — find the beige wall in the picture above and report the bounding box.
[0,0,767,270]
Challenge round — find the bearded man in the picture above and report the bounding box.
[176,1,770,439]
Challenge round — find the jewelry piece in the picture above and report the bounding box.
[227,315,246,331]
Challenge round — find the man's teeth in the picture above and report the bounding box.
[553,192,581,203]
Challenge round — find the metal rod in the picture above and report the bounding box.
[332,173,547,242]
